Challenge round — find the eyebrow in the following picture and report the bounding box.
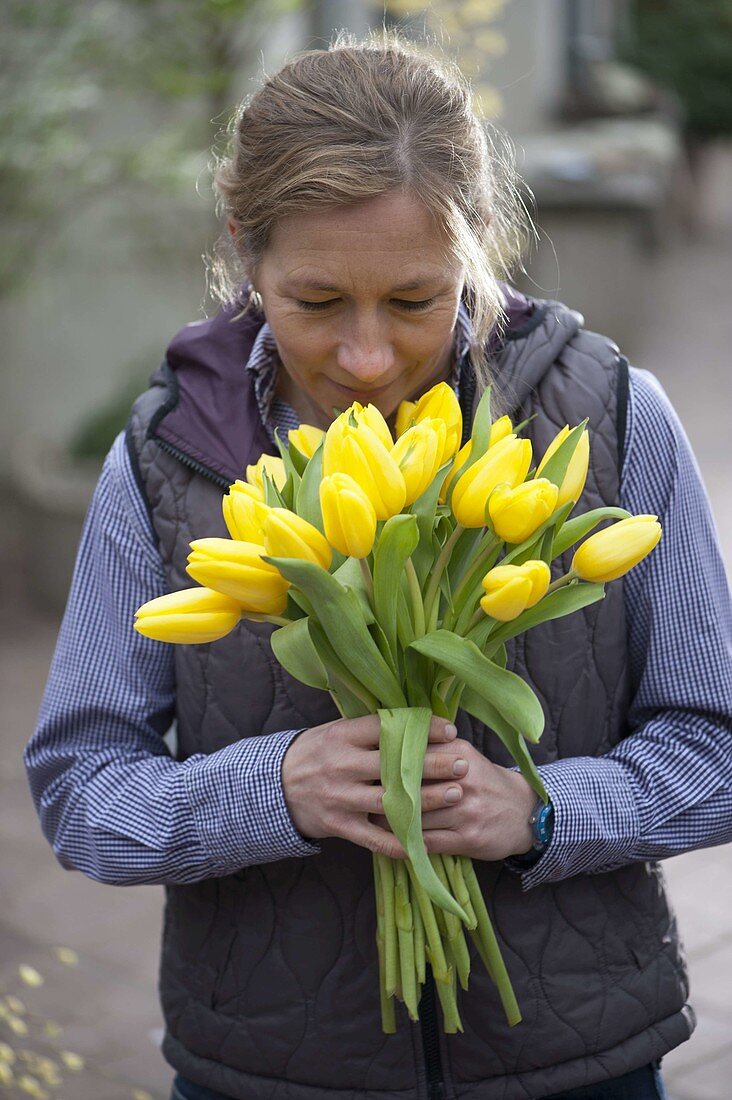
[288,277,441,293]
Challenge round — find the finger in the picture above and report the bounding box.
[344,714,456,749]
[420,806,461,829]
[346,817,408,859]
[428,716,458,743]
[422,751,469,782]
[345,780,463,817]
[423,829,463,855]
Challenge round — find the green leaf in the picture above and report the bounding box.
[446,526,483,589]
[265,555,406,708]
[410,460,453,585]
[411,630,545,744]
[469,384,494,458]
[285,437,310,478]
[270,618,329,691]
[333,555,374,623]
[551,507,632,559]
[262,469,288,508]
[534,420,587,491]
[307,620,377,715]
[373,514,419,664]
[273,428,303,492]
[295,441,325,533]
[460,688,548,803]
[379,708,469,922]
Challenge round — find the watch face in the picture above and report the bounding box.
[532,801,554,850]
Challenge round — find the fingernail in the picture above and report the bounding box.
[453,759,468,776]
[445,724,457,739]
[445,787,461,803]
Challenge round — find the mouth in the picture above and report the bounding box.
[330,379,394,400]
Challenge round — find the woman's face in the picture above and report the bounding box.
[250,190,466,430]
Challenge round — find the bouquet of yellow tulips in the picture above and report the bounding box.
[134,382,661,1034]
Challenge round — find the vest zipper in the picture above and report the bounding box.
[420,966,445,1100]
[151,435,231,490]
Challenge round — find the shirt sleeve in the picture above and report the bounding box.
[24,431,321,887]
[520,366,732,889]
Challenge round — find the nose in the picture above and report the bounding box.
[336,312,395,383]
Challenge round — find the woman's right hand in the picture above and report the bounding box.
[281,714,469,859]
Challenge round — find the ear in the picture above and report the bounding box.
[226,217,238,240]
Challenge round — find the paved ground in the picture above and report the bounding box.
[1,144,730,1099]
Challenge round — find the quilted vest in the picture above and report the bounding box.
[127,285,692,1100]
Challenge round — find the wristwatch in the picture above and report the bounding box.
[505,797,554,871]
[529,798,554,851]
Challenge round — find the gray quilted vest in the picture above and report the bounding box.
[127,286,692,1100]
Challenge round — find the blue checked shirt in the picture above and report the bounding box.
[25,311,732,889]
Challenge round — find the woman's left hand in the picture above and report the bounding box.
[369,737,537,862]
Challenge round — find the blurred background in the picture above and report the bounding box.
[1,1,730,1097]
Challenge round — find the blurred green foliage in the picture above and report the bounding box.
[0,0,301,296]
[621,0,732,139]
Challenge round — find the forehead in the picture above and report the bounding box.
[263,190,461,287]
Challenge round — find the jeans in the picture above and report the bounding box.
[170,1062,667,1100]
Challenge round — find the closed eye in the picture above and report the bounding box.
[296,297,437,312]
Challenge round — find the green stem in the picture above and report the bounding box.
[460,857,521,1026]
[243,612,292,627]
[394,860,419,1021]
[423,522,464,626]
[411,873,426,987]
[405,557,426,637]
[546,569,577,594]
[373,854,396,1033]
[432,856,471,991]
[431,953,463,1033]
[443,534,500,632]
[405,861,449,983]
[359,556,375,607]
[442,854,477,930]
[376,854,399,999]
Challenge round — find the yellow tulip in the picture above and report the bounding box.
[439,416,515,503]
[186,539,289,613]
[351,402,394,450]
[263,508,332,570]
[537,425,590,507]
[395,399,417,438]
[480,560,551,621]
[246,453,287,495]
[451,434,532,528]
[323,416,406,520]
[489,415,513,447]
[440,439,472,503]
[134,587,242,644]
[572,515,661,583]
[391,418,447,504]
[411,382,462,461]
[223,480,270,543]
[488,478,559,544]
[320,473,377,558]
[288,424,325,459]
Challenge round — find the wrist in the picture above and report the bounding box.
[507,797,555,869]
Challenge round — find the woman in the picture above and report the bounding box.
[25,32,732,1100]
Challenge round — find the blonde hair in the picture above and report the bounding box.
[209,29,533,385]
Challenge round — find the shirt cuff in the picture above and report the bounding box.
[184,728,322,874]
[513,756,641,890]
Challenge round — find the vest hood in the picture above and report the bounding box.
[149,283,584,486]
